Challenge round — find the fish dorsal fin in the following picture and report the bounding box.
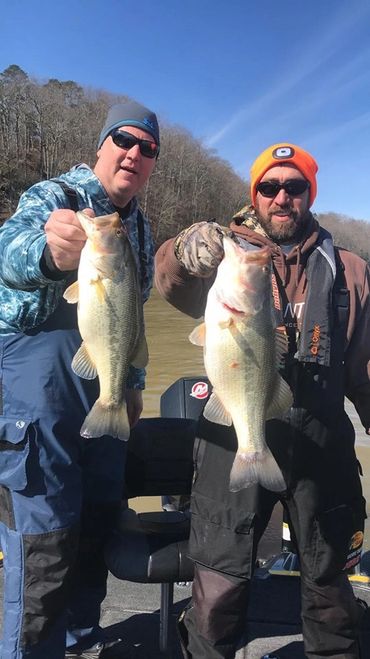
[131,334,149,369]
[189,323,206,347]
[203,392,233,426]
[63,281,79,304]
[71,342,97,380]
[266,373,293,420]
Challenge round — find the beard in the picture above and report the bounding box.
[255,203,310,244]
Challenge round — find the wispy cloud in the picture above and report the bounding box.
[206,2,370,147]
[309,110,370,150]
[249,55,370,144]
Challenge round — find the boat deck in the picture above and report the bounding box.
[0,549,369,657]
[97,564,370,658]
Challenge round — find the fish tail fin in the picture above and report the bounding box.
[229,448,286,493]
[80,400,130,441]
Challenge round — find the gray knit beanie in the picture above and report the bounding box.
[98,101,160,149]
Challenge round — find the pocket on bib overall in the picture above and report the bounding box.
[312,500,366,583]
[0,417,32,491]
[190,490,256,578]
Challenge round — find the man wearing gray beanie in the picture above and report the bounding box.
[98,100,160,150]
[0,100,159,659]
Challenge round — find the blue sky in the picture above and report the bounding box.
[2,0,370,221]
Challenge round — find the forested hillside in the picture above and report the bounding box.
[0,64,245,244]
[319,213,370,263]
[1,64,369,260]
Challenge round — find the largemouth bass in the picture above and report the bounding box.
[63,211,148,440]
[190,236,292,492]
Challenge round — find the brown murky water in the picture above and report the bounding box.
[136,288,370,554]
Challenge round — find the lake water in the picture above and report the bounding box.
[137,287,370,555]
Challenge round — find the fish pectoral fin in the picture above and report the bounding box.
[189,323,206,347]
[203,392,232,426]
[229,448,286,493]
[71,342,98,380]
[63,281,79,304]
[131,334,149,369]
[266,374,293,419]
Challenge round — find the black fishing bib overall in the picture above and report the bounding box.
[180,251,367,659]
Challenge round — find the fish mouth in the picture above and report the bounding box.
[244,246,271,266]
[94,213,121,230]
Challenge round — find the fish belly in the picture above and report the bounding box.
[205,312,285,492]
[76,259,141,440]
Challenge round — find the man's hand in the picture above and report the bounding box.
[126,389,143,429]
[44,207,94,271]
[174,220,227,277]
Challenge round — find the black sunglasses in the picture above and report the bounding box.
[256,180,310,198]
[111,129,160,159]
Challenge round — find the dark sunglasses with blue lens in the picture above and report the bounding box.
[110,128,160,159]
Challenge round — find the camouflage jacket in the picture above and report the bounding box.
[0,164,155,389]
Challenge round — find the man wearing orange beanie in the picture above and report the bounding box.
[250,142,318,205]
[155,142,370,659]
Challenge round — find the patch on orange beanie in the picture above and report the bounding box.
[250,143,318,206]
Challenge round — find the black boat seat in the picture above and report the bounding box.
[104,416,196,655]
[105,508,193,584]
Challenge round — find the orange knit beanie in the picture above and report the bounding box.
[250,143,318,206]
